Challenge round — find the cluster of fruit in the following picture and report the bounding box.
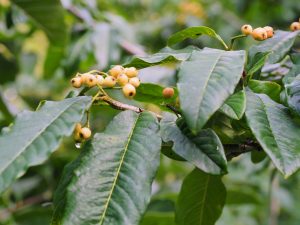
[73,123,91,142]
[290,19,300,31]
[241,24,274,41]
[70,65,140,98]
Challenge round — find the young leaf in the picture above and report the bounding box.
[160,113,227,175]
[246,52,271,76]
[52,111,161,225]
[167,26,228,49]
[219,90,246,120]
[124,46,199,69]
[178,48,245,133]
[249,30,300,64]
[176,169,226,225]
[248,80,281,102]
[245,91,300,177]
[0,96,91,194]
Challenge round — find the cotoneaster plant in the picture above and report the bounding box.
[0,20,300,225]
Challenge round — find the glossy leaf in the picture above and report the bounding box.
[0,96,91,193]
[52,111,161,225]
[248,79,281,102]
[176,169,226,225]
[246,51,271,76]
[219,90,246,120]
[178,48,245,133]
[160,113,227,175]
[124,46,199,69]
[249,30,300,64]
[167,26,228,49]
[285,76,300,116]
[245,91,300,177]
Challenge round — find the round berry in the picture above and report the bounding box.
[264,26,274,38]
[85,74,98,87]
[162,87,175,98]
[71,77,82,88]
[109,65,124,78]
[129,77,140,87]
[122,83,136,98]
[103,76,117,87]
[95,75,104,86]
[79,127,92,140]
[124,67,138,78]
[251,27,267,41]
[74,123,82,133]
[241,24,253,35]
[290,22,300,31]
[117,74,129,86]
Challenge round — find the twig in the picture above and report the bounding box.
[225,141,262,160]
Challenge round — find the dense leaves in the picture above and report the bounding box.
[219,90,246,120]
[248,80,281,102]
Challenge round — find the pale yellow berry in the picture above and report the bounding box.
[117,74,129,86]
[95,75,104,85]
[85,74,98,87]
[251,27,267,41]
[290,22,300,31]
[103,76,117,87]
[264,26,274,38]
[122,83,136,98]
[124,67,138,78]
[241,24,253,35]
[80,73,90,83]
[74,123,82,133]
[71,77,82,88]
[129,77,140,87]
[162,87,175,98]
[79,127,92,140]
[109,65,124,78]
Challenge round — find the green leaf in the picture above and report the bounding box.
[0,96,91,194]
[219,90,246,120]
[176,169,226,225]
[178,48,245,133]
[248,80,281,102]
[124,46,199,69]
[140,212,175,225]
[291,52,300,64]
[134,83,178,105]
[226,188,261,205]
[282,64,300,84]
[246,51,271,76]
[245,91,300,177]
[52,111,161,225]
[285,76,300,116]
[160,113,227,175]
[249,30,300,64]
[167,26,228,49]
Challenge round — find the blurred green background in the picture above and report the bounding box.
[0,0,300,224]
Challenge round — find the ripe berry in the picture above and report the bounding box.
[251,27,267,41]
[162,87,175,98]
[124,67,138,78]
[264,26,274,38]
[129,77,140,87]
[85,74,98,87]
[241,24,253,35]
[75,123,82,133]
[290,22,300,31]
[80,127,92,139]
[71,77,82,88]
[109,65,124,78]
[117,74,129,86]
[103,76,117,87]
[122,83,136,98]
[95,75,104,86]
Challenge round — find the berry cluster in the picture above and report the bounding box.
[70,65,140,98]
[241,24,274,41]
[73,123,91,142]
[290,19,300,31]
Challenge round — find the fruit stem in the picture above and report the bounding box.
[228,34,247,50]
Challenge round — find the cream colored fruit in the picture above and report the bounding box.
[80,127,92,139]
[290,22,300,31]
[241,24,253,35]
[124,67,138,78]
[103,76,117,87]
[117,74,129,86]
[71,77,82,88]
[264,26,274,38]
[129,77,140,87]
[251,27,267,41]
[162,87,175,98]
[122,83,136,98]
[95,75,104,85]
[85,74,98,87]
[109,65,124,78]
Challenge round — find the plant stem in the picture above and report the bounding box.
[228,34,247,50]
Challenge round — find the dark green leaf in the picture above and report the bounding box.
[283,64,300,84]
[285,76,300,116]
[0,96,91,193]
[291,52,300,64]
[226,188,261,205]
[219,90,246,120]
[167,26,228,49]
[246,52,271,76]
[248,79,281,102]
[245,91,300,177]
[178,48,245,133]
[176,169,226,225]
[52,111,161,225]
[251,150,267,164]
[140,212,175,225]
[160,113,227,175]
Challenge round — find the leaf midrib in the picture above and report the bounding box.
[199,175,210,225]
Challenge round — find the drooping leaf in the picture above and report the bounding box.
[0,96,91,194]
[285,76,300,116]
[176,169,226,225]
[248,79,281,102]
[167,26,228,49]
[52,111,161,225]
[246,51,271,76]
[249,30,300,64]
[178,48,245,133]
[219,90,246,120]
[124,46,199,69]
[160,113,227,175]
[245,91,300,177]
